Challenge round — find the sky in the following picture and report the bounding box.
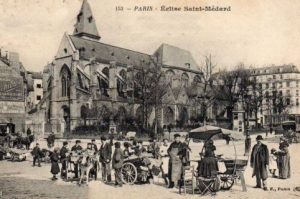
[0,0,300,72]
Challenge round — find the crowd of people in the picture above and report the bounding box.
[27,131,293,192]
[30,134,192,188]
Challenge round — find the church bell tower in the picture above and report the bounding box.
[73,0,101,41]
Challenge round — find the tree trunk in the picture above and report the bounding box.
[254,110,258,128]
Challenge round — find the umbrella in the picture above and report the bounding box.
[189,125,244,141]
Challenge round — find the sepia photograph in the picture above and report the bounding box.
[0,0,300,198]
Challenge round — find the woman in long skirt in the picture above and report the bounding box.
[276,141,291,179]
[50,147,60,180]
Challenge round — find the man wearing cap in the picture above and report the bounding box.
[167,134,184,188]
[99,136,112,183]
[71,140,83,178]
[60,141,69,179]
[250,135,269,191]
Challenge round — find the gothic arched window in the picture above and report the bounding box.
[117,69,127,97]
[165,70,175,88]
[60,65,71,97]
[181,73,189,88]
[98,76,109,97]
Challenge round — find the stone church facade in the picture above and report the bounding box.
[37,0,204,137]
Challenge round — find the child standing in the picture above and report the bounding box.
[50,147,60,180]
[269,148,277,177]
[112,142,124,187]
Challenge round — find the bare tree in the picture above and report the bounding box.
[194,54,218,125]
[133,57,168,135]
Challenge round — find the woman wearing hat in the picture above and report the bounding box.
[50,147,61,180]
[250,135,269,191]
[198,140,218,178]
[276,138,291,179]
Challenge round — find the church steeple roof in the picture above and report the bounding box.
[73,0,100,41]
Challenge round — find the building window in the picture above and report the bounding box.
[88,16,93,23]
[36,95,41,100]
[297,98,299,106]
[297,81,299,87]
[280,74,283,79]
[181,73,189,88]
[278,82,282,88]
[287,90,290,95]
[297,90,299,97]
[166,70,175,88]
[279,90,283,96]
[77,73,84,89]
[185,63,191,69]
[98,76,109,97]
[273,75,276,79]
[272,83,275,89]
[36,84,42,88]
[266,83,269,89]
[61,66,71,97]
[77,12,82,22]
[286,81,290,87]
[287,98,290,105]
[265,91,269,98]
[117,70,127,97]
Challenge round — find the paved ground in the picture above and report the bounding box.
[0,133,300,199]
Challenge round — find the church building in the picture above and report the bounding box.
[36,0,204,137]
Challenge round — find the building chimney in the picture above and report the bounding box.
[8,52,20,71]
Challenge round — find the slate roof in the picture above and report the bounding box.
[154,43,200,71]
[69,35,151,67]
[28,71,43,79]
[250,65,299,75]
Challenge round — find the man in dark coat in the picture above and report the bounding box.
[60,141,69,179]
[99,136,112,183]
[167,134,183,188]
[71,140,83,178]
[250,135,269,191]
[47,132,55,148]
[112,142,124,187]
[26,128,32,136]
[32,143,42,167]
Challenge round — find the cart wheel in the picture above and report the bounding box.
[219,174,234,190]
[121,162,137,185]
